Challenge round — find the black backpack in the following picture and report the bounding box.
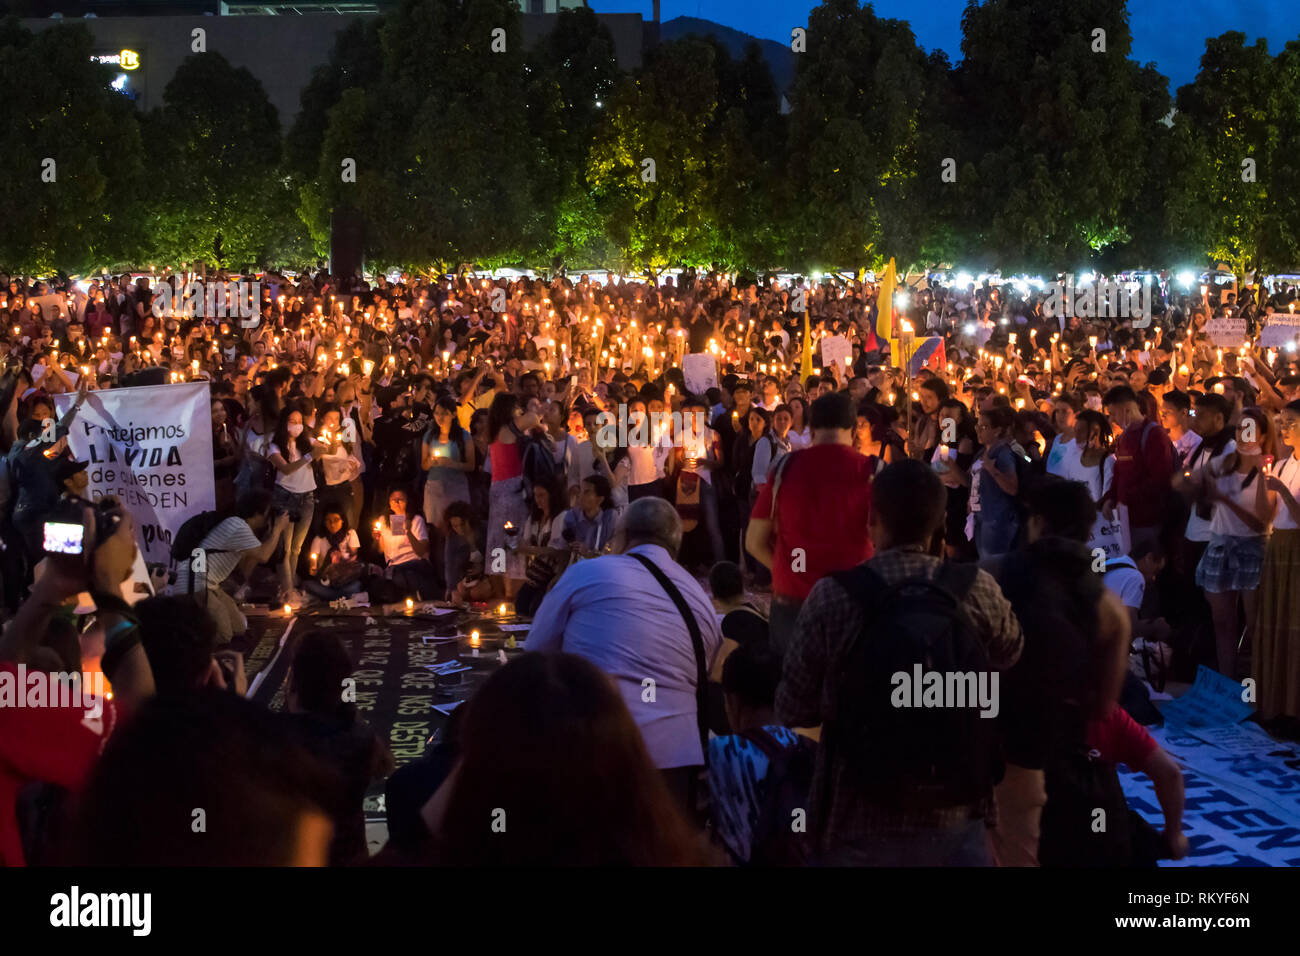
[170,510,227,565]
[1038,709,1149,868]
[828,562,999,810]
[742,728,817,867]
[516,427,558,496]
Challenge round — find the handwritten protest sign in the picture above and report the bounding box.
[820,334,852,369]
[1087,505,1132,561]
[1161,665,1255,730]
[682,353,718,395]
[1259,314,1300,348]
[1204,316,1248,349]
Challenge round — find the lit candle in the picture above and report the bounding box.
[283,603,292,616]
[497,603,507,616]
[309,552,319,575]
[405,597,414,612]
[470,630,481,648]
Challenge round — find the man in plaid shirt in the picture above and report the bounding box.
[776,460,1023,865]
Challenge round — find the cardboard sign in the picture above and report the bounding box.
[1088,504,1132,561]
[1259,314,1300,348]
[682,353,718,395]
[1204,316,1248,349]
[820,334,852,369]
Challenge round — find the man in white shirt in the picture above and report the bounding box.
[526,498,723,808]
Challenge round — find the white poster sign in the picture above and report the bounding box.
[683,353,718,395]
[55,382,215,565]
[820,334,852,369]
[1203,317,1248,349]
[1259,314,1300,348]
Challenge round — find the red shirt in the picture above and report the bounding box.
[489,439,523,484]
[0,662,118,866]
[1104,419,1173,528]
[1086,703,1157,772]
[751,443,874,601]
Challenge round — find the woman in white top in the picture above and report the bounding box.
[1196,408,1274,679]
[1058,410,1115,502]
[267,406,329,608]
[785,396,812,451]
[1255,400,1300,718]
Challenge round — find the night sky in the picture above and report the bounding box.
[592,0,1300,92]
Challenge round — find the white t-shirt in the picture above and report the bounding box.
[1184,438,1237,542]
[1045,436,1081,477]
[1273,454,1300,531]
[378,513,428,566]
[787,426,812,451]
[172,517,261,591]
[1056,450,1113,502]
[270,441,317,493]
[1208,461,1264,537]
[1103,557,1145,610]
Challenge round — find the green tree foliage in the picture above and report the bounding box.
[315,0,536,272]
[143,51,308,269]
[586,37,720,274]
[1176,32,1300,276]
[952,0,1171,271]
[0,20,147,274]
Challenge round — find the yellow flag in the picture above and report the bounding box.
[800,310,814,381]
[878,257,897,339]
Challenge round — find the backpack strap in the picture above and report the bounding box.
[628,552,709,762]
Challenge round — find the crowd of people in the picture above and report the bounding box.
[1,263,1299,866]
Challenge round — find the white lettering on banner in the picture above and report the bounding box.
[53,383,215,564]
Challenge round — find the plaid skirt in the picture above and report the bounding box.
[1195,533,1266,594]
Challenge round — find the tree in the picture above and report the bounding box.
[953,0,1170,271]
[315,0,538,271]
[0,20,148,273]
[522,6,622,269]
[587,37,721,274]
[1176,32,1300,276]
[143,51,308,269]
[781,0,942,272]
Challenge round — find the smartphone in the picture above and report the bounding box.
[44,521,85,555]
[390,514,406,537]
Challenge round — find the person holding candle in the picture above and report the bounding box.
[302,507,365,603]
[373,488,439,601]
[421,395,475,589]
[485,393,538,599]
[268,405,330,609]
[1255,401,1300,721]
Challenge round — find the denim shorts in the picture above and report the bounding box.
[272,486,314,522]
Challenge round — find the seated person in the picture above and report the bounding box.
[302,507,365,603]
[451,549,493,604]
[559,475,618,558]
[172,490,289,644]
[443,501,487,602]
[371,488,438,601]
